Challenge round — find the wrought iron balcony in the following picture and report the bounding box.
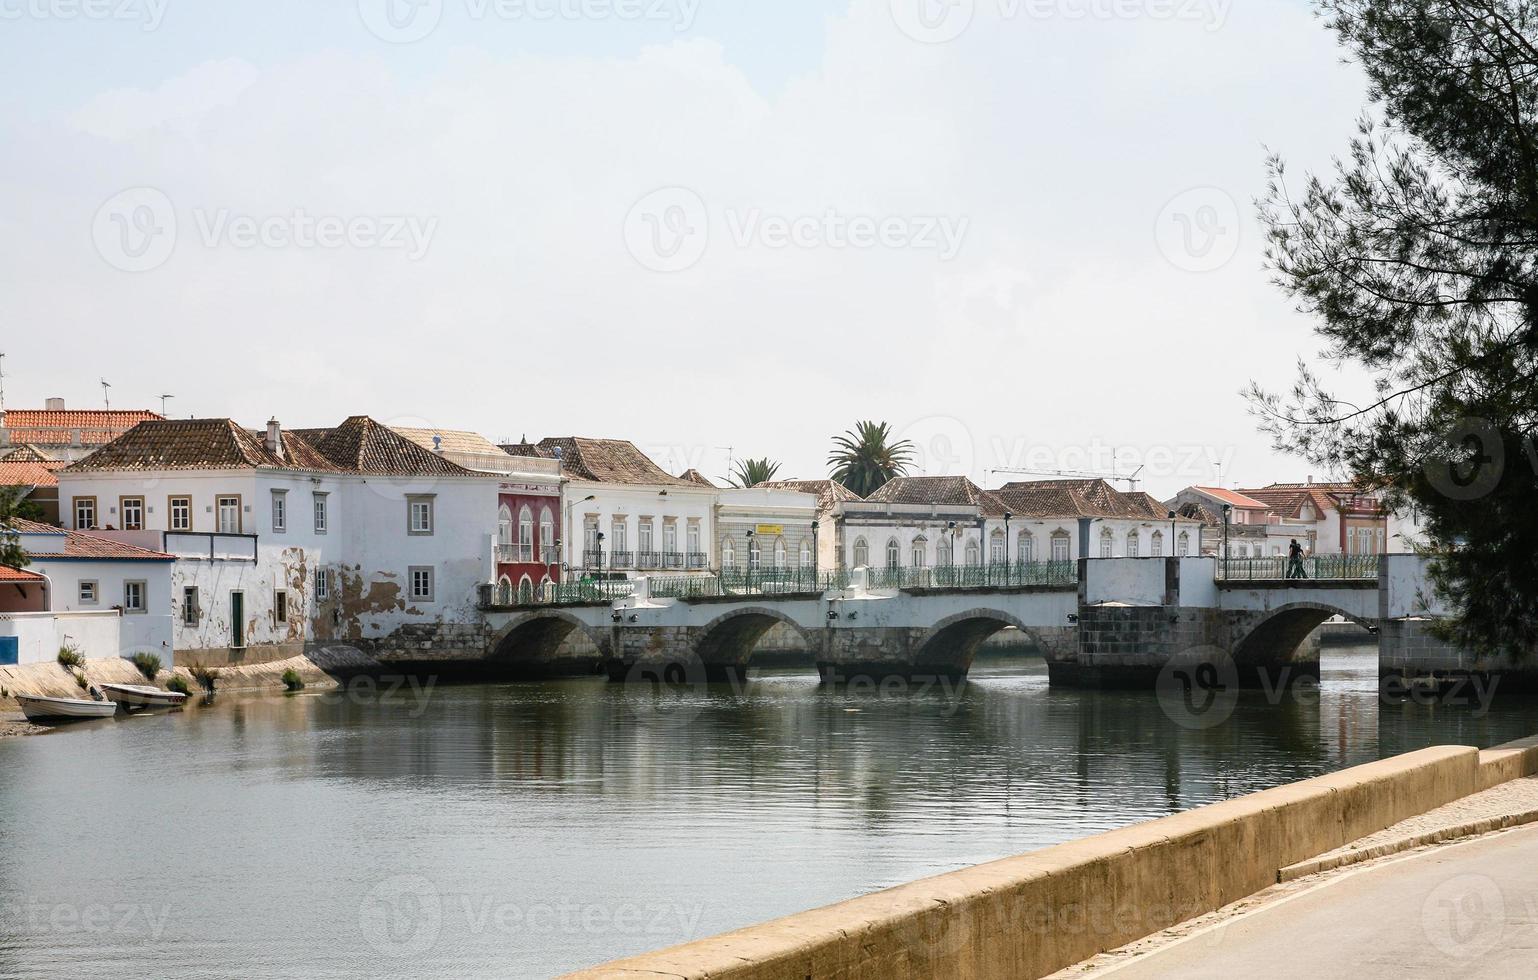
[608,551,634,569]
[582,549,605,568]
[635,551,664,569]
[686,552,709,569]
[663,551,685,569]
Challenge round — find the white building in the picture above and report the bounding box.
[715,483,820,573]
[56,416,502,665]
[992,480,1202,562]
[1,518,175,666]
[526,437,719,577]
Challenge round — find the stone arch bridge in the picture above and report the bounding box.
[478,556,1497,689]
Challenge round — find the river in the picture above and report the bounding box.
[1,648,1534,979]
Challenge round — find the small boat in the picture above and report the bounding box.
[99,683,189,709]
[15,693,120,722]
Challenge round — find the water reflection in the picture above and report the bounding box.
[0,649,1533,979]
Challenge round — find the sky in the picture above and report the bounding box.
[0,0,1377,498]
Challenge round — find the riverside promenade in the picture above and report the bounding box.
[566,736,1538,979]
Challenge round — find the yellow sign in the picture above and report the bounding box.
[755,524,785,537]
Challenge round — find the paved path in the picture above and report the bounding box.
[1095,823,1538,979]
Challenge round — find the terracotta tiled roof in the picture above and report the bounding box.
[1175,501,1221,524]
[865,476,1009,517]
[9,518,175,561]
[1,409,162,447]
[538,437,690,486]
[1,445,53,463]
[679,469,717,488]
[63,419,307,472]
[392,427,506,457]
[0,565,46,582]
[759,479,863,512]
[0,458,66,488]
[309,417,475,477]
[1190,486,1272,510]
[500,441,555,459]
[993,480,1177,521]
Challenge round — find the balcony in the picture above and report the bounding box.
[663,551,685,569]
[687,552,709,569]
[635,551,665,569]
[581,549,605,568]
[608,551,634,569]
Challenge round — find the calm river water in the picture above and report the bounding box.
[2,649,1535,979]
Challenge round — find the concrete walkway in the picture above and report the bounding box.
[1075,822,1538,978]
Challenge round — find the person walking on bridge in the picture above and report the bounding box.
[1286,539,1308,579]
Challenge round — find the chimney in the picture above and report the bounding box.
[266,418,284,459]
[45,397,65,411]
[1306,474,1313,485]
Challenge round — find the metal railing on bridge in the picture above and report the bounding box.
[479,579,636,609]
[1216,555,1381,582]
[863,561,1077,590]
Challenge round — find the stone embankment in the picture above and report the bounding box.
[0,647,381,737]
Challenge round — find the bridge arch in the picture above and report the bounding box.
[489,610,610,672]
[693,606,815,673]
[1231,601,1377,667]
[913,608,1057,677]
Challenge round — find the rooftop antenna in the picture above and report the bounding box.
[716,445,734,484]
[158,393,174,416]
[100,378,111,411]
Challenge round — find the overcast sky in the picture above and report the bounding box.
[0,0,1374,497]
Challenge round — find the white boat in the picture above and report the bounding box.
[15,693,120,722]
[99,683,189,708]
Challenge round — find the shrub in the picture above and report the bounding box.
[73,669,88,690]
[131,653,162,681]
[189,664,220,693]
[57,645,83,669]
[165,676,191,696]
[281,669,304,692]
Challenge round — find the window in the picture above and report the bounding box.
[1019,532,1034,563]
[496,575,513,604]
[517,575,534,604]
[270,491,286,533]
[274,589,288,625]
[1127,532,1139,558]
[1151,530,1164,557]
[315,568,330,602]
[540,508,555,561]
[885,538,901,569]
[1177,531,1191,557]
[800,541,812,569]
[74,497,96,530]
[663,522,678,556]
[722,539,736,568]
[1099,528,1114,559]
[120,496,145,531]
[408,495,435,535]
[911,537,927,568]
[686,522,701,557]
[518,506,534,561]
[749,538,762,570]
[410,567,435,602]
[170,495,192,532]
[182,586,199,626]
[230,591,245,649]
[312,492,328,534]
[583,517,599,553]
[937,537,954,566]
[853,537,869,567]
[774,538,787,569]
[123,580,146,614]
[217,495,242,534]
[79,580,98,605]
[965,539,981,565]
[990,530,1006,564]
[1051,532,1071,563]
[610,519,628,553]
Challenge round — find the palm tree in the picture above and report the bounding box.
[729,457,781,488]
[828,421,914,497]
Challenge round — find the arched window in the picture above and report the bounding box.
[518,506,534,561]
[539,575,553,601]
[911,536,928,568]
[1018,532,1034,563]
[989,528,1006,564]
[885,538,901,569]
[497,575,513,605]
[1151,530,1164,557]
[749,538,762,570]
[1099,527,1114,558]
[1051,530,1071,562]
[774,538,787,569]
[498,505,513,547]
[937,537,954,566]
[964,539,981,566]
[1126,531,1139,558]
[853,537,869,567]
[539,507,554,562]
[799,540,812,569]
[517,575,534,604]
[1177,531,1190,557]
[722,539,736,569]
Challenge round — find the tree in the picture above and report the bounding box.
[828,421,915,497]
[1250,0,1538,656]
[728,457,781,488]
[0,486,32,571]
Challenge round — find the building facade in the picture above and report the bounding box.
[716,485,820,574]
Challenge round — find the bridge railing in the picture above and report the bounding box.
[1217,555,1381,582]
[866,561,1077,590]
[478,579,636,609]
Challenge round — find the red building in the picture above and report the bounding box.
[496,476,563,600]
